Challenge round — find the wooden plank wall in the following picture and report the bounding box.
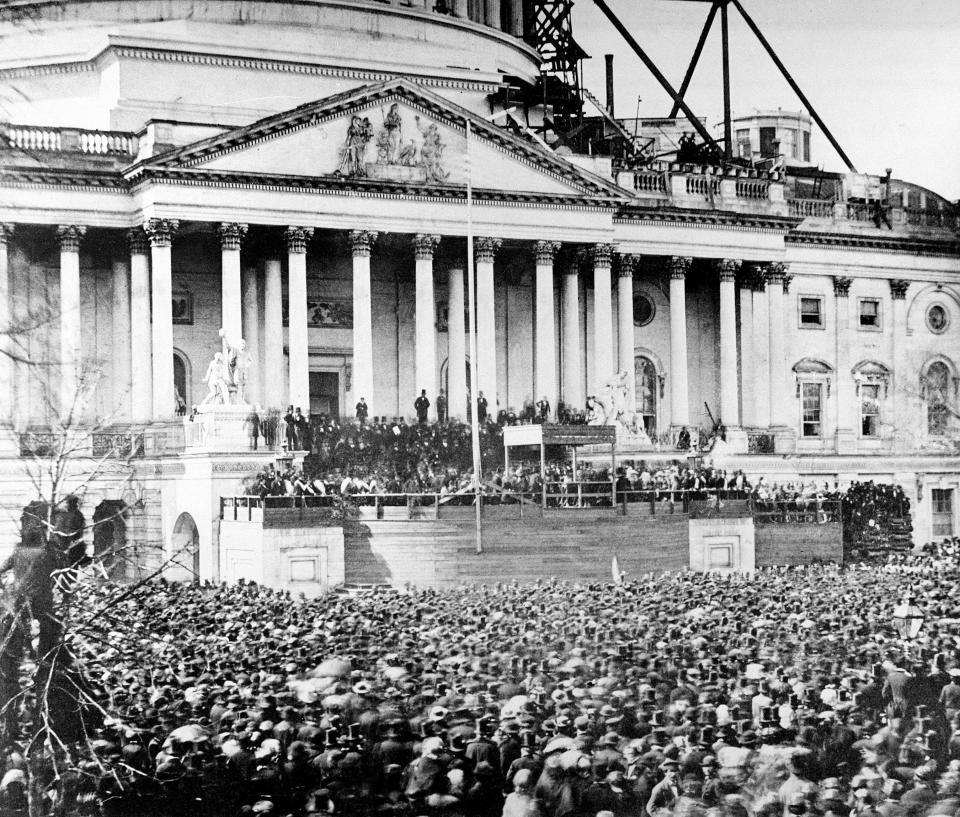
[754,522,843,566]
[341,514,691,588]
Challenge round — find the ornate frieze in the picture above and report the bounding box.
[143,218,179,248]
[413,234,441,261]
[348,230,378,257]
[474,237,502,264]
[285,226,314,254]
[218,222,248,251]
[56,225,86,252]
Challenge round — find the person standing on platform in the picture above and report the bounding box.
[293,407,310,452]
[536,396,551,423]
[477,391,488,424]
[414,390,430,425]
[246,406,261,450]
[356,397,369,425]
[283,405,296,451]
[436,389,447,423]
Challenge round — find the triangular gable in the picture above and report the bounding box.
[137,79,624,202]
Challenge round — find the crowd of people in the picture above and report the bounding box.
[5,541,960,816]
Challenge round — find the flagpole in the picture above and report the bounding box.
[465,118,483,555]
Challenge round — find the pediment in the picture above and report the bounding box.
[139,80,624,202]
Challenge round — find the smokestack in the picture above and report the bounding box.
[604,54,615,117]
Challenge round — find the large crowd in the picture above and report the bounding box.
[3,540,960,816]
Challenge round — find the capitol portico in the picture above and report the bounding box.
[1,0,959,572]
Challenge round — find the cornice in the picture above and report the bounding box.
[786,230,960,257]
[0,166,128,192]
[615,207,800,233]
[127,167,618,210]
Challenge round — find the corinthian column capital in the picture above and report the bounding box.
[127,228,149,256]
[714,259,741,283]
[413,233,441,261]
[284,226,314,254]
[668,255,692,280]
[348,230,378,258]
[0,224,14,247]
[218,222,249,251]
[56,225,87,253]
[533,240,561,266]
[474,237,502,264]
[143,218,180,248]
[592,243,616,269]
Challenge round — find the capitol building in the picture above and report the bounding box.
[0,0,958,581]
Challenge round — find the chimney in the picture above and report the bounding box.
[604,54,615,117]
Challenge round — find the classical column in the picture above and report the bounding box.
[285,227,313,414]
[263,258,284,409]
[474,237,501,410]
[0,225,13,428]
[56,225,86,416]
[751,268,771,427]
[738,273,755,428]
[111,251,132,420]
[128,229,152,423]
[447,264,467,420]
[349,229,378,415]
[242,265,261,406]
[484,0,498,27]
[534,240,560,418]
[561,257,584,412]
[716,259,741,428]
[668,255,691,428]
[833,275,854,452]
[592,243,616,391]
[616,254,636,411]
[889,279,909,453]
[414,234,440,418]
[766,262,789,430]
[144,218,178,419]
[218,222,247,344]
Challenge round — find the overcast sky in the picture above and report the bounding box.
[573,0,960,201]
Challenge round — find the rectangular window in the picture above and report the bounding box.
[803,131,811,162]
[801,382,823,437]
[859,299,880,328]
[799,296,824,327]
[860,384,880,437]
[932,489,954,538]
[759,126,777,157]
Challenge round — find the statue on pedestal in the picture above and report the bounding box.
[220,328,253,404]
[199,352,230,407]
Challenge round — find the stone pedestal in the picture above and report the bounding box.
[772,427,796,454]
[185,404,266,453]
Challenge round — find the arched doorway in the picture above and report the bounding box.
[439,357,472,417]
[634,355,659,438]
[93,500,127,580]
[171,512,200,582]
[173,351,189,416]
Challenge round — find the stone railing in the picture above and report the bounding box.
[788,197,960,231]
[19,425,180,458]
[1,124,138,156]
[747,431,775,455]
[615,164,786,215]
[788,198,836,219]
[91,431,145,459]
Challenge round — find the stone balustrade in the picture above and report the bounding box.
[2,124,139,156]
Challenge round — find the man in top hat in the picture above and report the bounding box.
[465,716,499,776]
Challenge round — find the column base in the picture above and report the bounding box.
[771,426,796,454]
[834,428,857,455]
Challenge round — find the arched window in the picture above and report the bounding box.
[173,351,189,416]
[634,356,659,437]
[923,361,951,436]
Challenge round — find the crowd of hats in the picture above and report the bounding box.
[4,540,960,815]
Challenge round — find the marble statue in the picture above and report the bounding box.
[219,328,253,405]
[199,352,230,406]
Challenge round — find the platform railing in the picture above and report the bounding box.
[2,124,139,156]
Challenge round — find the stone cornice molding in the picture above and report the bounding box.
[285,227,315,254]
[714,259,741,283]
[127,228,149,256]
[413,233,441,261]
[218,222,249,251]
[474,237,502,264]
[55,225,86,252]
[889,279,910,300]
[592,243,616,269]
[786,230,960,257]
[615,207,801,233]
[143,218,179,248]
[832,276,853,298]
[668,256,692,280]
[348,230,378,257]
[533,240,561,266]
